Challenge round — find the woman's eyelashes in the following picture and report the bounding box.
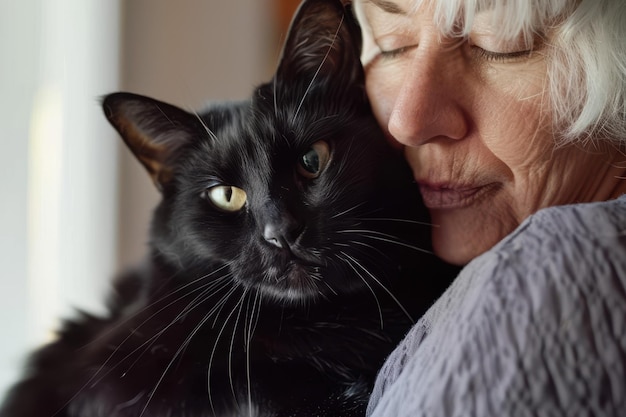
[378,45,413,60]
[469,46,533,62]
[375,40,535,63]
[468,32,539,62]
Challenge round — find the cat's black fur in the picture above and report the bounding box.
[0,1,458,416]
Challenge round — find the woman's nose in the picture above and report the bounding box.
[387,43,469,147]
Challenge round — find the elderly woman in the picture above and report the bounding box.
[353,0,626,415]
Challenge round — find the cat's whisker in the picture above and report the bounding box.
[211,280,243,328]
[64,272,232,409]
[111,273,232,352]
[341,252,414,323]
[88,275,234,390]
[154,104,175,127]
[193,110,220,143]
[336,252,384,328]
[139,284,238,417]
[244,291,262,417]
[330,202,367,219]
[249,291,262,345]
[357,217,436,227]
[150,276,237,366]
[338,229,434,255]
[51,277,231,417]
[120,274,234,367]
[227,289,250,410]
[292,14,345,122]
[207,286,248,415]
[179,278,232,319]
[79,264,233,352]
[320,277,338,298]
[341,240,394,266]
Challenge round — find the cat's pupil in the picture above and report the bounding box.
[301,148,320,174]
[224,187,233,202]
[206,185,247,212]
[297,141,330,180]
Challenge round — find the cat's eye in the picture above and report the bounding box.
[205,185,247,212]
[297,141,330,179]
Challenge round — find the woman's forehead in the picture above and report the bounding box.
[354,0,571,39]
[363,0,411,15]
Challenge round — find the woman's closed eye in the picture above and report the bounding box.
[372,30,419,62]
[468,32,539,63]
[378,45,416,60]
[470,46,534,62]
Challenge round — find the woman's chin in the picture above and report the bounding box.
[430,210,507,266]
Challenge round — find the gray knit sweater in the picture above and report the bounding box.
[367,195,626,417]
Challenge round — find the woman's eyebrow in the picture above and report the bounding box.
[367,0,407,15]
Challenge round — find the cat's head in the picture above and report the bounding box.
[103,0,430,304]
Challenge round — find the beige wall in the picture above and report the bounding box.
[116,0,279,270]
[0,0,286,399]
[1,0,121,396]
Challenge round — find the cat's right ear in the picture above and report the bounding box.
[275,0,363,87]
[103,92,200,191]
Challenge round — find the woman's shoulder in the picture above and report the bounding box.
[367,196,626,417]
[433,195,626,325]
[503,193,626,250]
[477,193,626,278]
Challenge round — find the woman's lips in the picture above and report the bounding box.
[418,182,498,209]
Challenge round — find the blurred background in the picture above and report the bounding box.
[0,0,299,399]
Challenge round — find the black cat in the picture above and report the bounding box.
[0,1,457,416]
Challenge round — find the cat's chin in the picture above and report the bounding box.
[252,262,324,304]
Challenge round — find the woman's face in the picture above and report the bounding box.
[361,0,623,265]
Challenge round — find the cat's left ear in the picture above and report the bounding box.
[103,92,201,191]
[276,0,363,86]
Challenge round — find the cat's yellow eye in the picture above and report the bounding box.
[206,185,247,212]
[297,140,330,179]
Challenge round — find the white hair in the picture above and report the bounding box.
[354,0,626,147]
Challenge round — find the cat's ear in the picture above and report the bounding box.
[103,92,200,191]
[276,0,362,85]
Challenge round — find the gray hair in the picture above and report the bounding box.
[354,0,626,147]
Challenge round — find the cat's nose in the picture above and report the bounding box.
[263,224,288,249]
